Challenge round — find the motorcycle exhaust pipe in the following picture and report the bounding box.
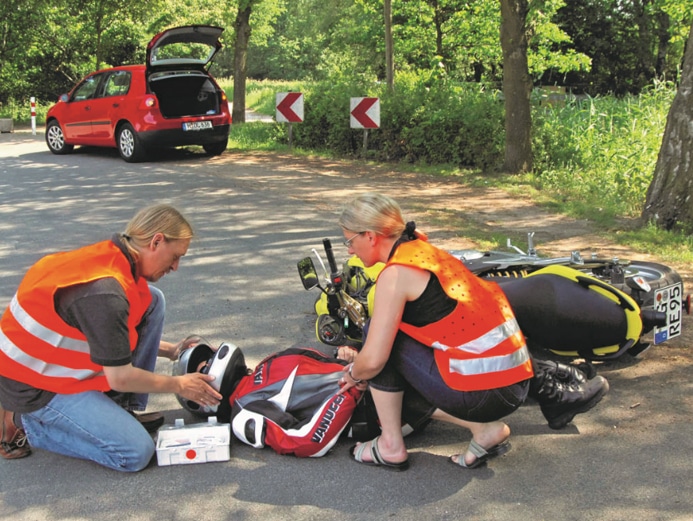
[640,308,667,335]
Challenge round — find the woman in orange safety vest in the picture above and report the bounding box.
[337,193,533,471]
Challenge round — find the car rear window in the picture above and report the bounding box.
[150,42,217,66]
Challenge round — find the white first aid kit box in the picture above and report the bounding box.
[156,417,231,466]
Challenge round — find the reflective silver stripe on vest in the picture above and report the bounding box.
[431,318,529,376]
[10,294,91,353]
[0,328,103,380]
[448,346,531,377]
[0,295,101,381]
[431,318,521,355]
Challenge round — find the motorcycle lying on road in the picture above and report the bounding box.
[297,234,690,363]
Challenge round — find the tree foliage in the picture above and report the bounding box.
[549,0,691,95]
[2,0,690,105]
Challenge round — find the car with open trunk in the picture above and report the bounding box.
[45,25,231,162]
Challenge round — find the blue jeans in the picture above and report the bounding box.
[368,326,529,424]
[21,286,165,472]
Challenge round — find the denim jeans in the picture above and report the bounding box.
[110,285,166,412]
[21,285,165,472]
[369,326,529,424]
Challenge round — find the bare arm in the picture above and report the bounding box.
[346,264,430,383]
[157,341,179,361]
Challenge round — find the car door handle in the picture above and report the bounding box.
[84,106,91,111]
[113,103,119,107]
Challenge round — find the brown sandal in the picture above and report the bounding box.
[1,408,32,460]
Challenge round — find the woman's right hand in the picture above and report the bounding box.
[334,345,358,363]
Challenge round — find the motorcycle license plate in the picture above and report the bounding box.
[182,121,213,131]
[653,282,683,344]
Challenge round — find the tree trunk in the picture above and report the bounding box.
[232,3,253,124]
[94,1,104,71]
[641,23,693,232]
[655,10,670,79]
[500,0,532,174]
[634,0,655,85]
[384,0,394,91]
[432,0,444,58]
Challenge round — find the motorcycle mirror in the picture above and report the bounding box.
[297,257,320,290]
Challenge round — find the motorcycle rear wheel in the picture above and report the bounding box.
[600,261,681,309]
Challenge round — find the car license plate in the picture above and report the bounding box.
[182,121,213,131]
[653,282,683,344]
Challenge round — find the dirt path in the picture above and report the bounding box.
[223,152,692,281]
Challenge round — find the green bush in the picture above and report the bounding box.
[531,82,674,218]
[0,98,50,125]
[277,72,506,169]
[378,75,504,168]
[294,77,377,155]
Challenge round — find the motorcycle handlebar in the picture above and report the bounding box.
[323,238,343,290]
[323,238,339,275]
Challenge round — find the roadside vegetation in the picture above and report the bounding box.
[222,77,693,264]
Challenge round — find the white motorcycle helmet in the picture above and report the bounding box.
[172,340,249,422]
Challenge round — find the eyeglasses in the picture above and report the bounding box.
[343,231,364,248]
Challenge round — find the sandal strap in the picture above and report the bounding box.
[468,439,489,459]
[369,436,387,465]
[352,436,379,463]
[13,429,28,448]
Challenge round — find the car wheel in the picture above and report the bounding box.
[45,120,74,155]
[203,141,227,156]
[117,123,146,162]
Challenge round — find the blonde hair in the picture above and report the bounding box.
[338,193,407,238]
[120,204,193,259]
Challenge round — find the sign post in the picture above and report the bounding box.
[276,92,304,148]
[30,97,37,135]
[350,97,380,156]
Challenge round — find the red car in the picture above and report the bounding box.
[45,25,231,162]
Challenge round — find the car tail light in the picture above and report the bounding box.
[142,96,157,109]
[221,91,227,102]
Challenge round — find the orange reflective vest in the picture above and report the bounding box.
[0,240,152,394]
[388,240,533,391]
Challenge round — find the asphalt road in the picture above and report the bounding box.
[1,130,692,521]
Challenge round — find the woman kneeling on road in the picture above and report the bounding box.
[337,192,534,470]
